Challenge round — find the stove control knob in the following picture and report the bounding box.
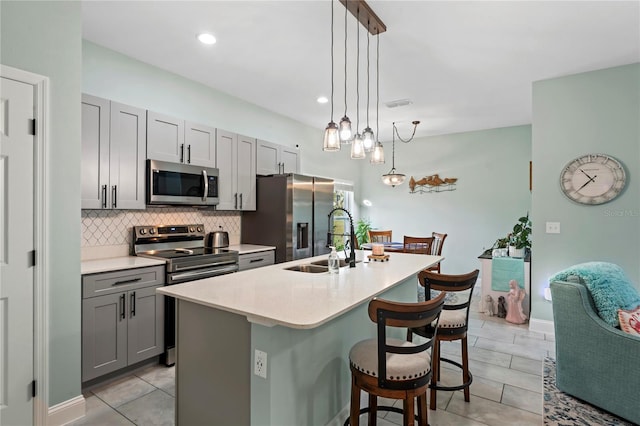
[149,229,156,235]
[139,229,146,235]
[196,226,203,232]
[190,227,195,233]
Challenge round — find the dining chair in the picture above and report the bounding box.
[402,236,434,254]
[347,291,446,426]
[407,269,479,410]
[368,230,392,243]
[426,232,448,273]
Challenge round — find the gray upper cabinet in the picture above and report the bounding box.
[216,130,256,211]
[256,139,299,175]
[147,111,216,168]
[81,94,147,210]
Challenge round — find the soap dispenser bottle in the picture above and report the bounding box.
[328,246,339,274]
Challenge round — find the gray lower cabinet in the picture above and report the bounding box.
[82,266,165,382]
[238,250,275,271]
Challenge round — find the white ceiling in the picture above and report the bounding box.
[82,1,640,141]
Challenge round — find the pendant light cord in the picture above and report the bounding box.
[343,0,348,117]
[366,23,370,128]
[376,32,379,141]
[356,7,360,131]
[330,0,334,121]
[394,121,419,143]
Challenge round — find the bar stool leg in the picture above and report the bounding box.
[430,339,440,410]
[462,336,471,402]
[418,393,428,426]
[403,397,414,426]
[350,376,360,426]
[367,394,377,426]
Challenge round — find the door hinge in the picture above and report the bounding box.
[31,380,36,398]
[28,250,36,267]
[30,119,36,136]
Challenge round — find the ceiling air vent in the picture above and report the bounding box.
[385,99,413,109]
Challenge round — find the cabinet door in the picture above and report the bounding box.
[216,129,237,210]
[147,111,184,163]
[82,293,128,382]
[256,139,279,175]
[127,286,164,364]
[81,95,110,209]
[280,146,299,174]
[236,134,257,211]
[185,121,216,168]
[110,102,147,210]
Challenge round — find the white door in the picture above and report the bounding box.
[0,77,35,425]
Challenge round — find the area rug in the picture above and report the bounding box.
[543,357,633,425]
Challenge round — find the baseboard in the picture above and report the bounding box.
[529,317,555,336]
[47,394,85,426]
[326,403,350,426]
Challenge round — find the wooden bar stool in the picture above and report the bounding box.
[345,292,446,426]
[407,269,479,410]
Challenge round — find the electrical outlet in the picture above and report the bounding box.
[254,349,267,379]
[546,222,561,234]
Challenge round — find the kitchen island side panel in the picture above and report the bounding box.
[176,300,251,426]
[250,276,417,426]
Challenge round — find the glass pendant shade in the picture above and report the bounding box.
[323,122,340,151]
[351,134,365,159]
[370,142,384,164]
[362,127,374,152]
[339,116,353,143]
[382,170,406,187]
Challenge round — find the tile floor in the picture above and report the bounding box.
[71,301,554,426]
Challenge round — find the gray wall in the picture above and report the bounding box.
[531,63,640,322]
[358,125,533,275]
[83,41,359,186]
[1,1,82,405]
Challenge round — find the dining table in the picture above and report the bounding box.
[360,241,405,252]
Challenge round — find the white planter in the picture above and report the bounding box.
[509,246,525,258]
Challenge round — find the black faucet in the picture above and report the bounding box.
[327,207,356,268]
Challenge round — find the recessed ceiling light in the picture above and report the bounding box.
[317,96,329,104]
[363,199,373,207]
[197,33,216,45]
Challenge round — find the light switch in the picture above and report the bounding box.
[546,222,560,234]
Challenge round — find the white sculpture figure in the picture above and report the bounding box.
[484,295,495,316]
[506,279,527,324]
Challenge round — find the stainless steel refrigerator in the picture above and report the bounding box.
[241,174,334,263]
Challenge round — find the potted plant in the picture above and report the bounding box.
[508,214,531,258]
[355,219,371,248]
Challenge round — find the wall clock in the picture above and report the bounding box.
[560,154,626,205]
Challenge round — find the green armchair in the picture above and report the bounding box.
[550,279,640,425]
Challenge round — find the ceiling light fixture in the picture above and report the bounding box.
[362,23,374,153]
[339,0,353,144]
[317,96,329,104]
[381,121,420,187]
[197,33,216,45]
[370,30,384,165]
[351,8,365,159]
[323,0,340,151]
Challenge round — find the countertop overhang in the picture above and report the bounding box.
[157,250,442,329]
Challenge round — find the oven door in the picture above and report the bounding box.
[147,159,219,206]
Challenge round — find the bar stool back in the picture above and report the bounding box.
[408,269,479,410]
[346,292,446,426]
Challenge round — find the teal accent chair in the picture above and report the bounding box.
[550,279,640,425]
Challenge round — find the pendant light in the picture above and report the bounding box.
[381,121,420,187]
[370,30,384,164]
[351,8,365,159]
[339,0,352,144]
[362,24,375,152]
[323,0,340,151]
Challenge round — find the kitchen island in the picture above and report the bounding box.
[158,250,442,426]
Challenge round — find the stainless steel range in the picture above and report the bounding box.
[133,223,239,365]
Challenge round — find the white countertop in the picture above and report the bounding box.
[81,256,166,275]
[228,244,276,254]
[157,250,442,329]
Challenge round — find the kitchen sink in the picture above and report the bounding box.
[284,264,329,273]
[310,259,361,267]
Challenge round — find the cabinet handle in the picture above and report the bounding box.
[239,193,243,209]
[187,145,191,164]
[279,162,283,174]
[112,185,117,208]
[102,185,107,209]
[234,193,238,209]
[180,144,185,163]
[249,258,264,263]
[113,277,142,286]
[119,294,125,320]
[202,169,208,202]
[130,292,136,317]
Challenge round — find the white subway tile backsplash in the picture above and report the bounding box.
[81,207,241,248]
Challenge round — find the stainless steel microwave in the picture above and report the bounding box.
[147,160,219,206]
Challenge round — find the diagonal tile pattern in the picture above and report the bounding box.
[73,293,560,425]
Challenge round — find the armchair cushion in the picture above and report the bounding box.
[549,262,640,327]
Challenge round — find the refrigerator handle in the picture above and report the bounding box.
[297,222,309,249]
